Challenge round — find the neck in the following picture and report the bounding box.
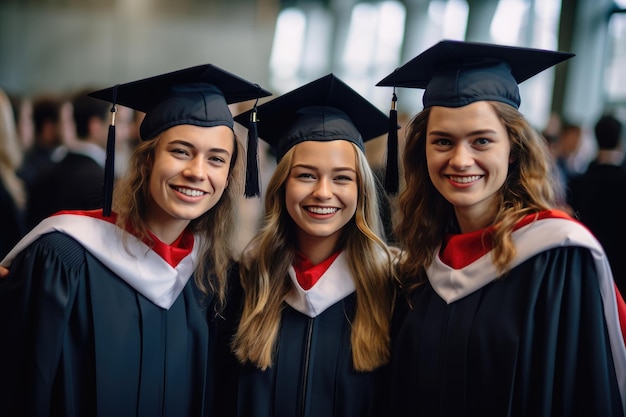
[295,232,341,265]
[147,219,189,245]
[454,202,497,233]
[595,149,624,166]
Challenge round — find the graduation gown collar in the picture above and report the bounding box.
[1,211,202,310]
[428,210,605,304]
[285,251,355,318]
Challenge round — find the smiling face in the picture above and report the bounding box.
[426,101,511,231]
[146,124,234,242]
[285,140,358,259]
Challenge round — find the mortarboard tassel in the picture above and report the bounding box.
[102,85,118,217]
[384,89,399,194]
[244,94,261,198]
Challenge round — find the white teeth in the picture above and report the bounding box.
[307,206,338,215]
[449,175,481,183]
[176,187,205,197]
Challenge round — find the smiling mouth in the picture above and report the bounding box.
[448,175,482,183]
[305,206,339,215]
[174,186,206,197]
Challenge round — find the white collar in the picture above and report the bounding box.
[285,251,355,318]
[427,217,604,304]
[1,213,200,309]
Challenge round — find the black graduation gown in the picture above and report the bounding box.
[217,254,382,417]
[0,215,214,417]
[386,213,626,417]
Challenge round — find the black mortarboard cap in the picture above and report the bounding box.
[233,74,395,192]
[89,64,272,215]
[376,39,574,109]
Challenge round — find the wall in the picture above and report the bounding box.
[0,2,277,97]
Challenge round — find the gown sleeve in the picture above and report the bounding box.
[0,232,85,416]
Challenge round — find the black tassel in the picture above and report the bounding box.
[244,95,261,198]
[385,90,399,194]
[102,85,118,217]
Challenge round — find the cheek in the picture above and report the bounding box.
[425,154,441,179]
[344,185,359,212]
[284,182,301,217]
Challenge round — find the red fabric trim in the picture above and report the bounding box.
[293,251,341,290]
[440,210,574,269]
[53,209,193,268]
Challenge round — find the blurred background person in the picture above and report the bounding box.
[568,112,626,293]
[8,93,34,152]
[0,87,27,258]
[548,120,583,201]
[16,94,63,189]
[25,90,127,228]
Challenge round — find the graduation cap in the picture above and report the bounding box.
[233,74,395,193]
[376,39,574,109]
[88,64,272,215]
[376,39,574,191]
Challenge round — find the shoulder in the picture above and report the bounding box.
[514,214,600,251]
[19,231,88,269]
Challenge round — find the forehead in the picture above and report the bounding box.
[427,101,506,132]
[157,124,235,149]
[291,140,357,167]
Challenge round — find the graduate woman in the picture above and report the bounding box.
[0,65,270,417]
[216,74,397,417]
[376,40,626,416]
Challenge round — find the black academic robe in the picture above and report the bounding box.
[386,212,626,417]
[0,212,215,417]
[217,252,382,417]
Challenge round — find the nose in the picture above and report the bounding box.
[183,156,206,180]
[449,144,473,171]
[312,177,333,200]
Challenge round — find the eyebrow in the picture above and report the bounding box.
[167,139,232,156]
[292,163,356,173]
[427,128,498,137]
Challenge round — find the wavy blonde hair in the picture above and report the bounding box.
[396,102,562,292]
[0,89,26,210]
[232,142,396,372]
[112,131,243,312]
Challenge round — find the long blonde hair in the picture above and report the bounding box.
[396,102,562,292]
[0,89,26,210]
[112,131,243,313]
[232,143,396,372]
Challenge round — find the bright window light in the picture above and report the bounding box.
[343,3,378,71]
[443,0,469,40]
[490,0,530,45]
[269,8,306,79]
[342,1,405,75]
[375,1,406,67]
